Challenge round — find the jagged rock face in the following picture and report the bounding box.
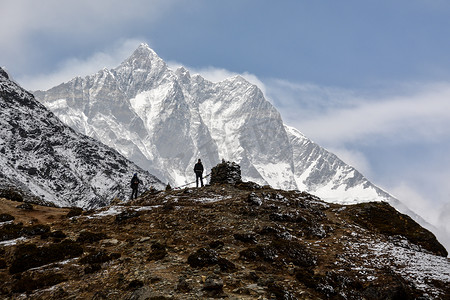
[34,43,393,205]
[0,68,164,208]
[0,185,448,298]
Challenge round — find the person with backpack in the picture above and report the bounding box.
[130,173,141,199]
[194,159,204,187]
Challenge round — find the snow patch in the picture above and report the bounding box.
[0,237,28,247]
[194,195,232,203]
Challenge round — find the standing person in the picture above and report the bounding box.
[130,173,141,199]
[194,159,204,187]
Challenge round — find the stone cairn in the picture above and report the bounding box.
[209,160,242,185]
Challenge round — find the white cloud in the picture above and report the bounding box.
[0,0,175,38]
[388,182,439,223]
[0,0,179,77]
[264,79,360,115]
[267,80,450,146]
[17,38,145,90]
[389,182,450,255]
[438,203,450,234]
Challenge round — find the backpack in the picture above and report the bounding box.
[131,176,139,188]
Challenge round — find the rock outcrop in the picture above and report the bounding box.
[209,160,242,185]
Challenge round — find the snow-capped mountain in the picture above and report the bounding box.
[0,67,164,209]
[34,44,394,205]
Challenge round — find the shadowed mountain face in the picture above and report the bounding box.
[0,173,448,298]
[34,44,394,206]
[0,68,164,209]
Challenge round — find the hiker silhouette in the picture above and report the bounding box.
[194,159,204,187]
[130,173,141,199]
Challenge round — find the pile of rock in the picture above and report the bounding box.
[209,160,242,185]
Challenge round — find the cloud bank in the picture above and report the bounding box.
[266,79,450,144]
[18,39,145,91]
[1,0,179,86]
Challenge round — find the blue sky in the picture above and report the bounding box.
[1,0,450,248]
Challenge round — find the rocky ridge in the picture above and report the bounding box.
[0,166,448,299]
[0,67,164,209]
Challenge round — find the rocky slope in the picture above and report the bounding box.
[0,166,448,299]
[34,43,394,205]
[0,67,164,209]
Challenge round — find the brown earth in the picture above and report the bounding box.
[0,198,70,225]
[0,183,449,299]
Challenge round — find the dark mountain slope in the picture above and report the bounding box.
[0,67,163,208]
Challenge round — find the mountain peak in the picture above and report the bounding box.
[131,43,160,60]
[175,66,191,83]
[117,43,166,75]
[135,43,157,56]
[138,42,150,49]
[230,74,248,82]
[0,67,9,79]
